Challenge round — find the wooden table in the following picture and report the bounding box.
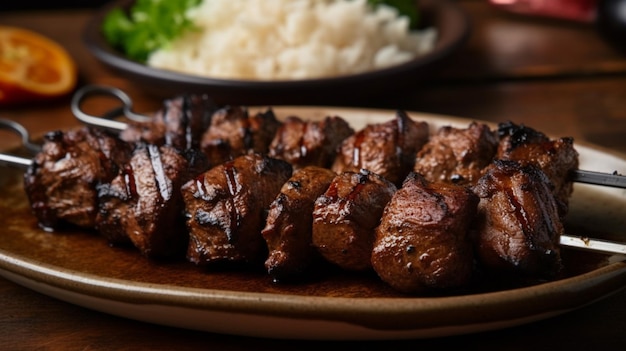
[2,1,626,349]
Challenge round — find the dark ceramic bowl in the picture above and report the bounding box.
[83,0,470,105]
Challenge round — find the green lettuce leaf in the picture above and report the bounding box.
[367,0,420,29]
[102,0,202,62]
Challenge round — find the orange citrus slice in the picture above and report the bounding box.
[0,26,77,106]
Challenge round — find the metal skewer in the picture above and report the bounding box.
[0,119,37,169]
[0,153,32,169]
[571,169,626,189]
[1,85,154,170]
[560,234,626,255]
[70,84,152,132]
[0,119,41,153]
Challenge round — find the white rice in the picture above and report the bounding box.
[147,0,437,80]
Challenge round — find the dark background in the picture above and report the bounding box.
[0,0,110,10]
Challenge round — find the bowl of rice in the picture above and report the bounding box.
[84,0,470,105]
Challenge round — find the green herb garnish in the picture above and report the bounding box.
[367,0,420,29]
[102,0,202,62]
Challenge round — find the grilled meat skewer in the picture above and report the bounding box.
[6,112,625,255]
[69,85,621,191]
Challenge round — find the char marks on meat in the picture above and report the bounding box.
[268,115,354,169]
[119,94,213,176]
[120,94,216,152]
[331,110,429,186]
[414,122,498,186]
[96,143,191,258]
[372,172,479,294]
[496,121,579,214]
[182,154,292,266]
[200,106,282,166]
[472,159,564,280]
[262,166,337,282]
[312,169,397,271]
[24,127,133,231]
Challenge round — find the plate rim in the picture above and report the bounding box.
[2,241,626,337]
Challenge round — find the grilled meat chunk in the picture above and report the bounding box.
[413,122,498,186]
[182,154,292,266]
[496,121,579,214]
[268,115,354,169]
[119,94,213,176]
[372,172,479,294]
[23,127,132,231]
[120,94,215,152]
[332,110,429,186]
[472,159,564,280]
[96,143,190,258]
[312,169,397,271]
[200,106,282,166]
[262,166,336,282]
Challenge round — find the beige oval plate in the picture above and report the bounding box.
[1,107,625,340]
